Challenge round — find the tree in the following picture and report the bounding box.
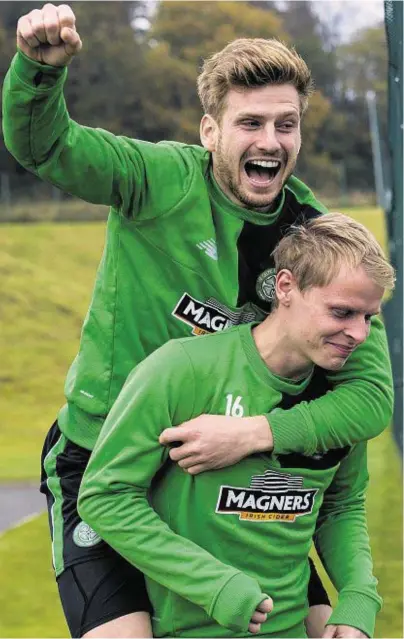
[336,25,387,121]
[249,1,339,99]
[149,1,286,63]
[143,1,292,142]
[63,2,149,137]
[0,1,150,191]
[323,25,388,192]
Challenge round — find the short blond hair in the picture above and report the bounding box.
[272,212,395,297]
[197,38,314,120]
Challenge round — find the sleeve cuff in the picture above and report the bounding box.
[327,591,382,638]
[12,49,67,91]
[267,405,316,456]
[210,571,265,632]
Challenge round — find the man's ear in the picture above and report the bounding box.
[276,269,295,307]
[200,114,219,152]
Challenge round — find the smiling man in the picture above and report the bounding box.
[78,213,395,639]
[203,83,300,207]
[2,6,394,638]
[199,43,303,211]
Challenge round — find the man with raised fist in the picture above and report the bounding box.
[3,4,392,638]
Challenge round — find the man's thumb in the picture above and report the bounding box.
[160,426,185,444]
[322,624,337,638]
[61,26,82,56]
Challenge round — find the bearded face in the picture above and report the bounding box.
[204,84,302,212]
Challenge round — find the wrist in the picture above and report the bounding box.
[245,415,273,454]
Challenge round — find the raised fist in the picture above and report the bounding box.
[17,3,82,67]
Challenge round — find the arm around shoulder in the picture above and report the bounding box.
[267,316,393,456]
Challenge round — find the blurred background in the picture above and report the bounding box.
[0,1,402,637]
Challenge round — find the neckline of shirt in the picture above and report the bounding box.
[239,322,314,395]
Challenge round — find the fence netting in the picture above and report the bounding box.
[383,0,403,454]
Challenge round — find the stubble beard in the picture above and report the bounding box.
[214,140,296,212]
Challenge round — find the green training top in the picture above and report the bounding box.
[2,51,393,454]
[79,323,381,638]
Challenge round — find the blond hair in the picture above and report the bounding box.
[272,212,395,298]
[197,38,314,120]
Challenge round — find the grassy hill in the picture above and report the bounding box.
[0,207,402,638]
[1,222,105,479]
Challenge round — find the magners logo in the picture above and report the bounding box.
[216,469,318,523]
[172,293,256,336]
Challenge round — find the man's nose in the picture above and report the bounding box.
[344,318,371,345]
[255,124,281,152]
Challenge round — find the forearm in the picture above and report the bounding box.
[78,483,263,632]
[267,317,393,455]
[314,510,381,638]
[2,50,135,207]
[3,51,68,170]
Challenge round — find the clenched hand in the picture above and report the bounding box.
[17,3,82,67]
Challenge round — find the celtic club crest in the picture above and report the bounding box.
[256,268,276,302]
[73,521,102,548]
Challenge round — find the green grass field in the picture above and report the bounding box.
[0,206,402,637]
[0,221,106,479]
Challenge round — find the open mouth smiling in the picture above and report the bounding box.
[243,159,281,187]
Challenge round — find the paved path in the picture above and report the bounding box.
[0,483,45,533]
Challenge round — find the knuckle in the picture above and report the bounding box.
[59,14,75,27]
[45,21,59,33]
[188,466,200,475]
[17,16,29,29]
[192,442,201,454]
[43,4,57,15]
[59,4,75,18]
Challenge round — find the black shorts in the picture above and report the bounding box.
[40,421,152,638]
[308,557,331,607]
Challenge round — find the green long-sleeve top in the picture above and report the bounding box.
[78,323,381,638]
[2,51,393,454]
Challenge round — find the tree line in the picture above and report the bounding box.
[0,0,388,202]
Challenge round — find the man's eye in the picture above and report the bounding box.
[242,120,259,128]
[332,309,350,319]
[277,121,295,130]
